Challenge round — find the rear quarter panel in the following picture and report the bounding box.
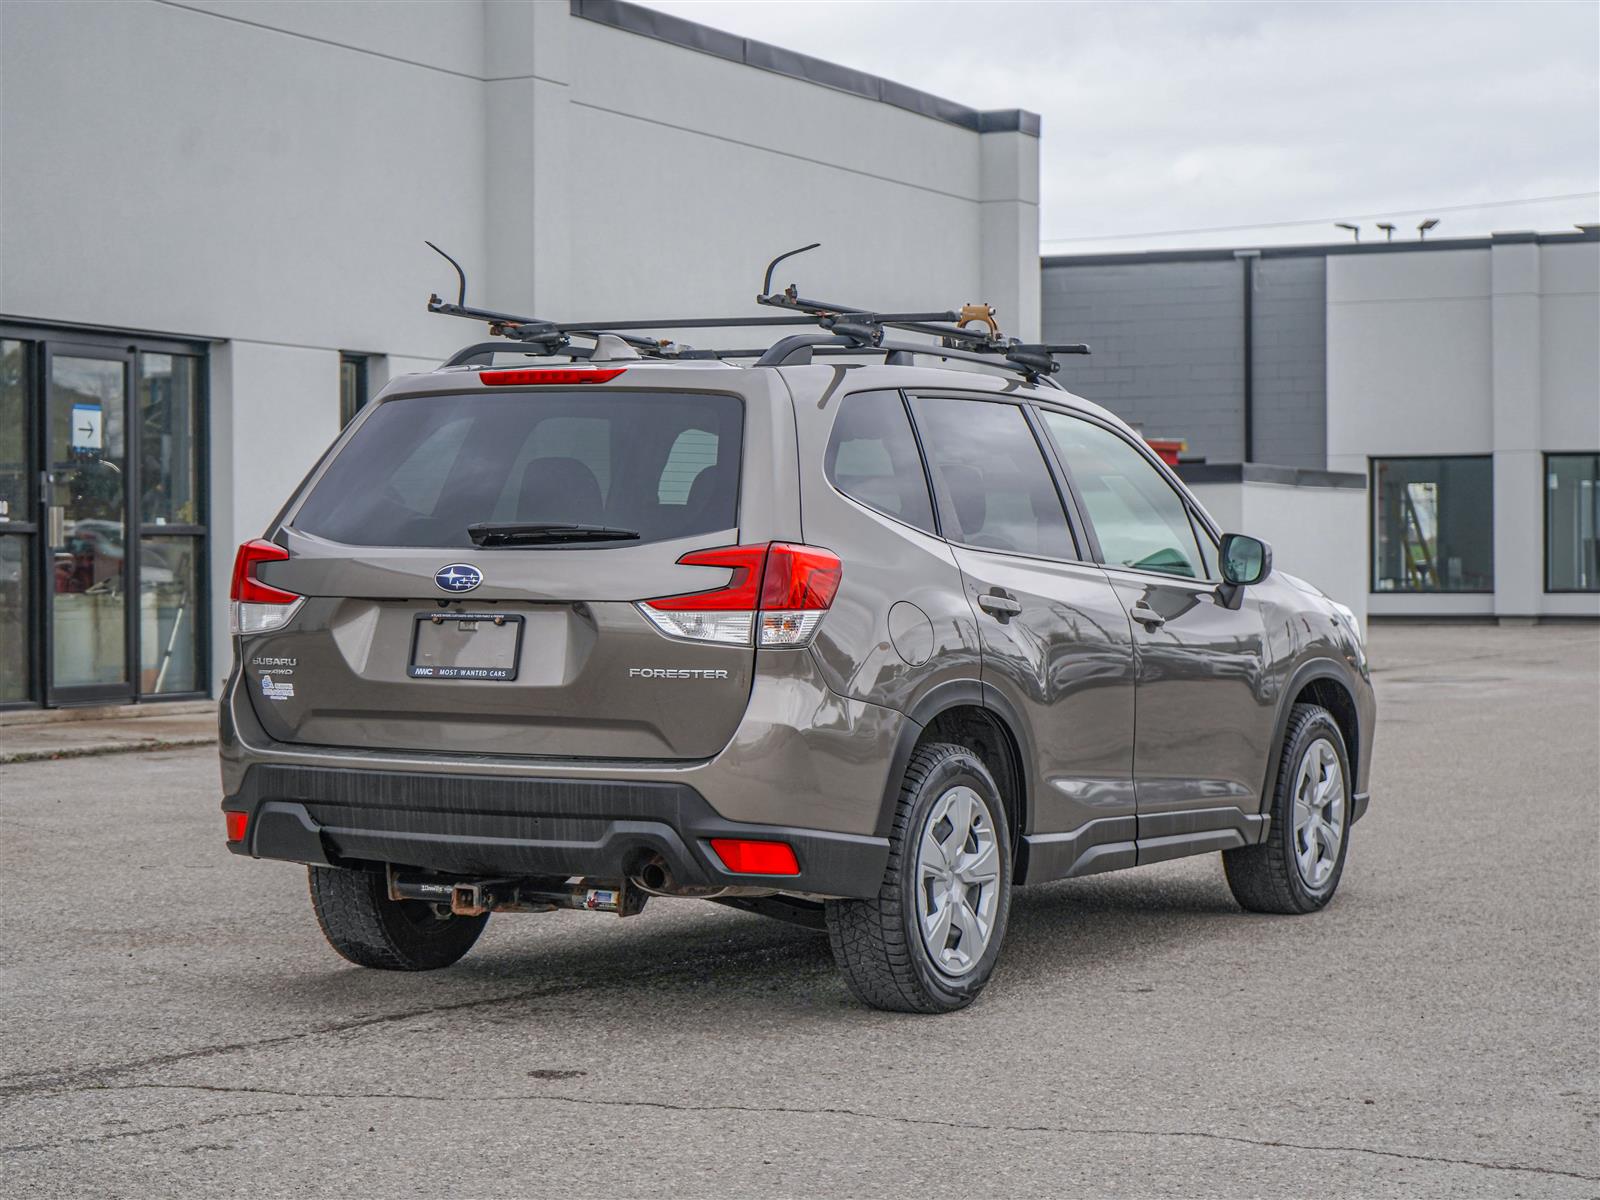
[781,368,983,716]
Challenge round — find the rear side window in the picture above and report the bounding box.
[910,397,1076,559]
[824,390,936,534]
[292,390,742,548]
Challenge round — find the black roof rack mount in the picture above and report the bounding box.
[424,241,1089,383]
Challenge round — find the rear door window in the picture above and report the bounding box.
[824,390,936,534]
[291,390,742,548]
[909,396,1076,559]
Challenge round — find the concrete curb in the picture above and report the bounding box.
[0,735,217,766]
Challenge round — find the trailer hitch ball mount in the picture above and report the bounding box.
[387,867,646,918]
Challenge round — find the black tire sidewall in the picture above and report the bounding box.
[1275,710,1353,910]
[309,866,488,970]
[894,750,1013,1008]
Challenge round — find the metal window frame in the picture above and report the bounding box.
[1544,450,1600,594]
[0,337,39,710]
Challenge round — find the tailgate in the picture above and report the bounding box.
[238,385,757,760]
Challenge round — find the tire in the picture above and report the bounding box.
[307,866,488,971]
[826,742,1013,1013]
[1223,703,1352,915]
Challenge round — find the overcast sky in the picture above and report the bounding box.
[649,0,1600,253]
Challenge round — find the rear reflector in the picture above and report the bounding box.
[710,838,800,876]
[225,811,249,844]
[638,542,841,648]
[479,368,627,386]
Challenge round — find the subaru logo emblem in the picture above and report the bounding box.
[435,564,483,593]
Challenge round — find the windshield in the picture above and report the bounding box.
[291,390,743,549]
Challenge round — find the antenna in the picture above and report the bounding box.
[425,241,467,307]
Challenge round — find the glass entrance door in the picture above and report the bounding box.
[45,347,135,704]
[0,324,208,712]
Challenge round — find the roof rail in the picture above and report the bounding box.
[425,241,1091,384]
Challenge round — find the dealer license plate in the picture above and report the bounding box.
[408,612,523,681]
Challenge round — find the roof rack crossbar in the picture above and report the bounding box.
[755,290,996,348]
[426,240,1092,382]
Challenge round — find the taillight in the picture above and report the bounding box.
[757,543,842,647]
[225,811,249,844]
[479,368,626,386]
[637,542,842,647]
[229,539,302,635]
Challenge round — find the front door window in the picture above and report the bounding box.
[1037,409,1211,580]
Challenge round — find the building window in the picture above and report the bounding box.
[137,353,206,696]
[1547,453,1599,592]
[339,354,369,427]
[1372,457,1493,593]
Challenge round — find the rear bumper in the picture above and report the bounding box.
[224,764,890,899]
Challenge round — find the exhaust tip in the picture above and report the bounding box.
[635,858,672,893]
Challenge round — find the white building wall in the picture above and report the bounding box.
[1187,479,1368,634]
[1326,238,1599,621]
[1326,249,1494,461]
[1540,244,1600,450]
[0,0,1040,702]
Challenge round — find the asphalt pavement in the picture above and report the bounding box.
[2,623,1597,1198]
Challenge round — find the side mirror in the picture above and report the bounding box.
[1219,533,1272,587]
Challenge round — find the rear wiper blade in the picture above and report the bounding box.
[468,522,641,546]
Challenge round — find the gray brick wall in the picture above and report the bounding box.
[1042,260,1246,462]
[1041,254,1328,468]
[1250,256,1326,468]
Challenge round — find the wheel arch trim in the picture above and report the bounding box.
[1259,657,1361,821]
[873,678,1037,845]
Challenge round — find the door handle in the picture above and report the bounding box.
[977,592,1022,620]
[1130,601,1166,628]
[47,505,65,547]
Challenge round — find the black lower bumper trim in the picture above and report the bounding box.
[224,764,888,899]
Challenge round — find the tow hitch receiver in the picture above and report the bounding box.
[387,868,646,918]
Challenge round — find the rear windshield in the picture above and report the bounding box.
[291,390,743,548]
